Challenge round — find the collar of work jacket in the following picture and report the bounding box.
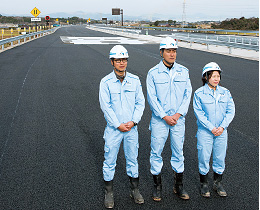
[158,60,179,74]
[203,84,225,96]
[111,70,129,83]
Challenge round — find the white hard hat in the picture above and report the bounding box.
[109,45,129,59]
[202,62,222,76]
[160,36,178,50]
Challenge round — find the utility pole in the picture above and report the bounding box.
[120,9,123,26]
[182,0,186,28]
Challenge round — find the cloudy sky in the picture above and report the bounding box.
[0,0,259,21]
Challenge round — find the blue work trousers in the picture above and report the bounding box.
[103,126,139,181]
[150,116,185,175]
[197,128,228,175]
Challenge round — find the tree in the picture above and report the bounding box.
[154,20,160,26]
[212,17,259,30]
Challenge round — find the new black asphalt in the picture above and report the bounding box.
[0,25,258,209]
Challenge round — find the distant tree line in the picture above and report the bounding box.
[0,14,259,30]
[0,15,31,24]
[67,16,87,24]
[150,20,178,27]
[150,20,199,28]
[212,17,259,30]
[0,15,89,25]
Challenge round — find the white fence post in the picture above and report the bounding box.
[229,47,232,54]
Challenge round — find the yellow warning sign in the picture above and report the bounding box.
[30,7,41,18]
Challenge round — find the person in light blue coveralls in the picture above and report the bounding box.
[146,37,192,201]
[99,45,145,208]
[193,62,235,198]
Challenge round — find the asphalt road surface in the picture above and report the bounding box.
[0,25,258,210]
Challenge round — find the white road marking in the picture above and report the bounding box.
[60,36,150,44]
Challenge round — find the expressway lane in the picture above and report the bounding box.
[0,25,258,209]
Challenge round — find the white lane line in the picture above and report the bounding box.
[60,36,149,44]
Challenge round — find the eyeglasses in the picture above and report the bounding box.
[114,59,128,63]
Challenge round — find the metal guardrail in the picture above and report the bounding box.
[170,33,259,52]
[0,28,57,51]
[117,25,259,36]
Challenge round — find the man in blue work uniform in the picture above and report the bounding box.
[146,37,192,201]
[193,62,235,197]
[99,45,145,208]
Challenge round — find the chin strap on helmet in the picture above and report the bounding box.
[113,65,126,80]
[207,81,217,88]
[163,58,174,68]
[114,67,126,73]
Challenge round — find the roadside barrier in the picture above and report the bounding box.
[0,27,58,51]
[90,25,259,52]
[171,33,259,52]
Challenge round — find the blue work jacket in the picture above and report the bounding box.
[146,60,192,118]
[193,84,235,131]
[99,71,145,129]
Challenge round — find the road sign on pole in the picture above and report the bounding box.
[30,7,41,33]
[30,7,41,18]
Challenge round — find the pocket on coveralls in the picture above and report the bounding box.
[218,98,228,103]
[200,96,214,104]
[110,88,120,103]
[154,79,169,95]
[124,86,136,100]
[174,75,186,82]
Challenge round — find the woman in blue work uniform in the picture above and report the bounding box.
[193,62,235,198]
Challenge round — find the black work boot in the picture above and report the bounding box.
[213,172,227,197]
[200,173,210,198]
[129,176,144,204]
[104,180,114,209]
[173,172,190,200]
[152,173,162,202]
